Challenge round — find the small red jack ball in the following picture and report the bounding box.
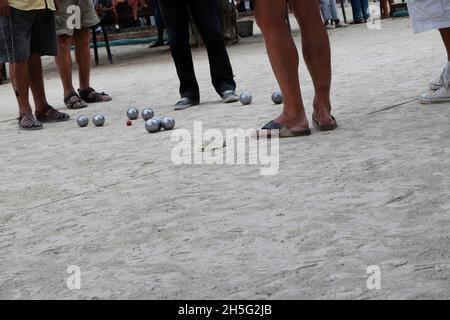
[127,120,132,126]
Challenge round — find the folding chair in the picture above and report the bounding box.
[91,25,113,66]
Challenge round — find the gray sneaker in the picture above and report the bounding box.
[222,90,239,103]
[174,97,199,110]
[429,69,445,90]
[420,79,450,104]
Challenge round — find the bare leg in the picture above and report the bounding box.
[128,0,139,21]
[9,61,33,117]
[291,0,335,126]
[113,9,119,26]
[28,53,49,112]
[55,34,76,97]
[440,28,450,61]
[73,28,92,91]
[254,0,309,131]
[381,0,390,18]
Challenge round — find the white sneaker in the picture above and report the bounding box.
[429,70,445,90]
[420,79,450,104]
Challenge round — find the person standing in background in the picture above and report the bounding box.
[350,0,369,24]
[380,0,391,19]
[95,0,120,32]
[149,0,166,48]
[0,0,70,130]
[320,0,348,29]
[158,0,239,110]
[55,0,112,110]
[128,0,147,26]
[408,0,450,104]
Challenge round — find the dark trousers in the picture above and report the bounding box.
[158,0,236,101]
[154,0,164,29]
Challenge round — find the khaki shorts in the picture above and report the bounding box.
[55,0,100,36]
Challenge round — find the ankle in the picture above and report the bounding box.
[279,110,308,123]
[35,102,49,113]
[64,87,76,97]
[19,109,33,118]
[313,98,331,112]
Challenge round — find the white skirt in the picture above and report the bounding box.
[407,0,450,33]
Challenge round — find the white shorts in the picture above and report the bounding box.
[407,0,450,33]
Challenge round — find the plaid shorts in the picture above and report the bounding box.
[0,8,57,64]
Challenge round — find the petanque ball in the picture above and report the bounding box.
[239,92,252,105]
[162,116,175,130]
[77,115,89,127]
[145,118,162,133]
[271,91,283,104]
[127,107,139,120]
[141,108,154,121]
[93,114,105,127]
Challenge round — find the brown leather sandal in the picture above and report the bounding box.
[78,87,112,103]
[64,91,88,109]
[35,105,70,123]
[18,115,43,131]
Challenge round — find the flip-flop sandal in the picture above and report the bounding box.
[18,115,43,131]
[35,105,71,123]
[258,120,311,138]
[312,115,337,131]
[64,91,88,109]
[78,87,112,103]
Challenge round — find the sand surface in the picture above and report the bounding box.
[0,17,449,299]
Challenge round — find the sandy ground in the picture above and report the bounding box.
[0,16,449,300]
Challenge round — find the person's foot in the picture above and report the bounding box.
[35,105,70,123]
[313,99,336,129]
[335,21,348,28]
[350,20,365,25]
[149,41,164,48]
[326,24,335,30]
[430,70,446,90]
[273,112,310,133]
[174,97,199,110]
[420,81,450,104]
[64,91,88,109]
[78,87,112,103]
[381,14,391,20]
[18,114,43,130]
[222,90,239,103]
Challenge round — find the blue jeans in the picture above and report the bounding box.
[350,0,370,21]
[320,0,339,21]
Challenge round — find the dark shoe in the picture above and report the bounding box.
[149,41,164,48]
[350,20,365,25]
[174,97,199,110]
[222,90,239,103]
[258,120,311,138]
